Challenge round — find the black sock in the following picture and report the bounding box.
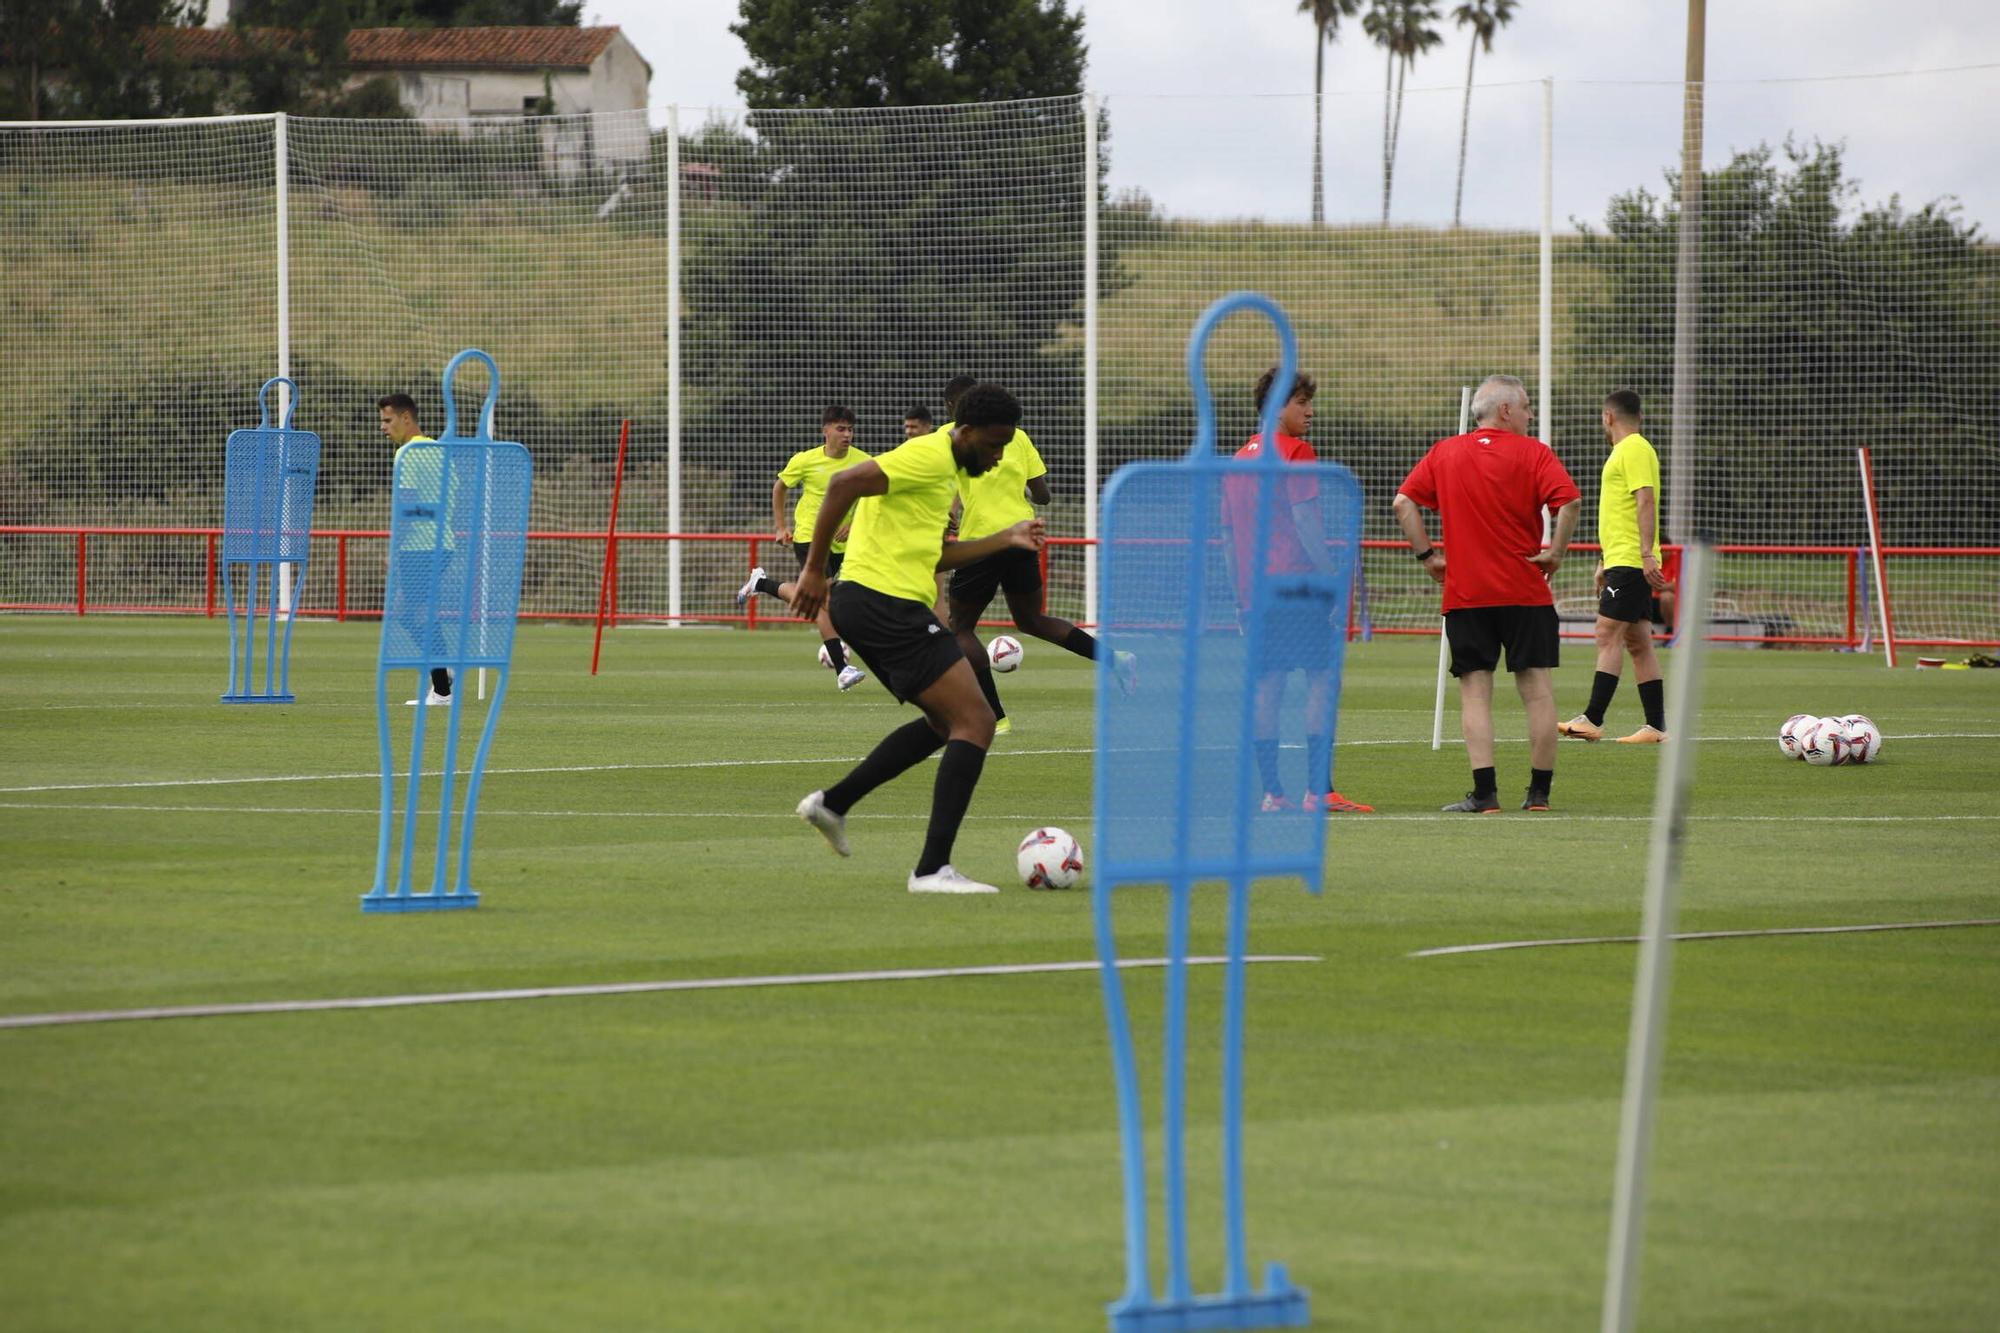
[755,575,784,598]
[821,637,848,671]
[1306,733,1331,795]
[915,739,987,876]
[1472,766,1497,798]
[1255,738,1281,794]
[970,653,1006,721]
[430,667,452,696]
[1584,671,1619,726]
[1061,626,1099,660]
[822,718,944,815]
[1530,767,1554,794]
[1637,679,1666,732]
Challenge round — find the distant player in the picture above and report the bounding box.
[378,392,451,706]
[1559,388,1670,743]
[903,405,935,438]
[789,384,1045,894]
[1220,367,1372,814]
[940,374,1133,734]
[737,405,870,690]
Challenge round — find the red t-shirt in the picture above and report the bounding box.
[1221,433,1319,607]
[1398,428,1580,611]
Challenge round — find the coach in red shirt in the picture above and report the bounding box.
[1393,374,1581,813]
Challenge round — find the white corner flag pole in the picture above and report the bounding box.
[1431,385,1473,751]
[1856,446,1897,669]
[1600,539,1716,1333]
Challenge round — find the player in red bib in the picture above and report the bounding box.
[1219,366,1372,815]
[1394,374,1581,813]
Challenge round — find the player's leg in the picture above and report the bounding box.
[904,658,1001,889]
[1252,671,1288,806]
[1566,567,1647,740]
[1441,608,1502,811]
[999,556,1139,696]
[947,555,1008,727]
[1617,616,1667,741]
[1510,604,1562,808]
[1298,667,1371,813]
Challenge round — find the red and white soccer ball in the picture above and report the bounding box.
[1798,717,1849,767]
[1838,714,1883,764]
[1016,826,1084,890]
[817,640,845,670]
[1778,713,1818,760]
[988,634,1024,673]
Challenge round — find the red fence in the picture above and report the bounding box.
[2,525,1996,648]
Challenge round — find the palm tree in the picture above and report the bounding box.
[1450,0,1518,227]
[1363,0,1444,224]
[1299,0,1365,225]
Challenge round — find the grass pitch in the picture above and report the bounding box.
[2,618,1997,1331]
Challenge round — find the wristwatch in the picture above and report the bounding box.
[1414,547,1437,562]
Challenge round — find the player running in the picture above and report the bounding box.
[737,405,871,690]
[789,384,1045,894]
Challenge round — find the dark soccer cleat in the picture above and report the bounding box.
[1520,788,1551,812]
[1441,791,1501,813]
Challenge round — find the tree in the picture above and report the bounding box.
[1,0,216,120]
[1449,0,1515,228]
[1298,0,1364,226]
[1362,0,1442,224]
[1563,140,2000,545]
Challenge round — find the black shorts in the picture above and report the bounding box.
[793,542,843,580]
[1445,604,1560,676]
[1598,566,1651,624]
[828,581,964,704]
[949,546,1041,608]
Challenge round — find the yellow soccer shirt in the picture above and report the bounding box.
[1598,430,1662,568]
[392,435,443,551]
[953,426,1044,541]
[778,443,871,553]
[837,428,965,606]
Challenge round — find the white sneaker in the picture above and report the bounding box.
[1113,650,1140,698]
[796,790,850,857]
[907,864,999,894]
[735,565,765,607]
[404,689,452,706]
[837,664,867,691]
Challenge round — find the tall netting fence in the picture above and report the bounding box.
[3,72,1995,644]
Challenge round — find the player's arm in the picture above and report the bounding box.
[770,477,791,543]
[1288,497,1341,579]
[938,519,1045,569]
[1026,475,1052,505]
[1393,491,1445,585]
[790,462,887,620]
[1635,486,1666,589]
[1528,500,1581,574]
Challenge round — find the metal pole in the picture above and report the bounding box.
[1083,93,1101,627]
[1601,538,1716,1333]
[275,112,294,619]
[666,105,684,626]
[1539,78,1553,450]
[1668,0,1705,552]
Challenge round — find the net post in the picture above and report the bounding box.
[666,105,684,627]
[1432,386,1471,750]
[274,112,293,622]
[1539,79,1553,447]
[1600,537,1716,1333]
[1083,92,1101,628]
[1856,446,1897,667]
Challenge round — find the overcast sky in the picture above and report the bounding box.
[587,0,2000,232]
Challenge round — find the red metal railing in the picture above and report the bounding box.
[3,525,1997,647]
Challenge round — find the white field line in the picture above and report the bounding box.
[1410,919,2000,958]
[4,732,1995,796]
[0,954,1323,1031]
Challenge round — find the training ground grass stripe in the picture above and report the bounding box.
[1411,919,2000,958]
[3,732,1995,795]
[0,955,1323,1031]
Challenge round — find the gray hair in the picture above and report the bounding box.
[1471,374,1529,425]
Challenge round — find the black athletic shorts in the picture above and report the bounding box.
[1597,565,1651,624]
[793,542,843,579]
[829,580,963,704]
[1445,604,1560,676]
[949,546,1041,608]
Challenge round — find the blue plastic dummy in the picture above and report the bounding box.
[363,349,533,913]
[1092,293,1363,1332]
[220,377,320,703]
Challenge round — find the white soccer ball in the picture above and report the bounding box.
[817,640,845,670]
[1799,717,1848,767]
[1778,713,1819,760]
[1016,826,1084,890]
[988,634,1024,673]
[1839,715,1883,764]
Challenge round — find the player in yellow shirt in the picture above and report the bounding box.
[1559,388,1670,743]
[378,392,453,707]
[937,375,1134,734]
[787,384,1045,895]
[736,405,871,690]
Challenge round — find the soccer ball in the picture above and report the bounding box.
[1016,826,1084,890]
[817,640,845,670]
[1839,714,1883,764]
[988,634,1024,673]
[1778,713,1819,760]
[1799,717,1848,767]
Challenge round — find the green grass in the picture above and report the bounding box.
[2,618,1998,1331]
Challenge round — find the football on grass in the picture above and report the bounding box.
[1016,827,1084,890]
[988,634,1024,673]
[1799,717,1848,766]
[1778,713,1818,759]
[1839,714,1883,763]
